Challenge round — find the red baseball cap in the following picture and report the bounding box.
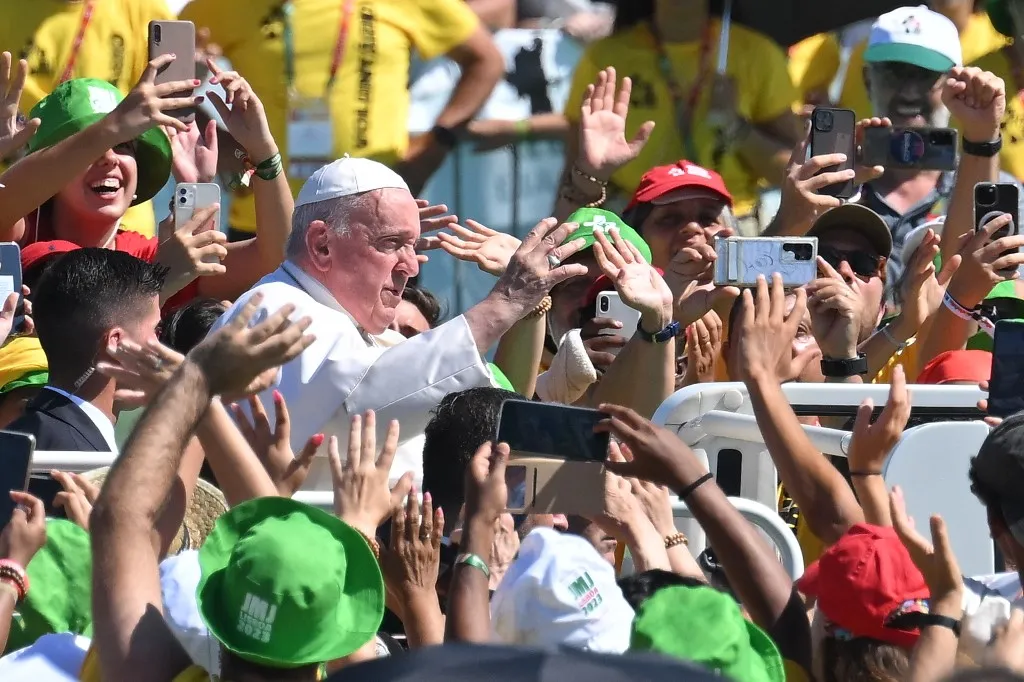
[797,524,930,649]
[917,349,991,385]
[626,160,733,212]
[21,240,80,272]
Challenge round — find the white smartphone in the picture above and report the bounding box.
[596,291,641,353]
[713,236,818,288]
[175,182,221,229]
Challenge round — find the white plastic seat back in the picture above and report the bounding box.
[882,421,993,576]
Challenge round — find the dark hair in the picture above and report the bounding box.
[946,668,1024,682]
[422,386,519,532]
[820,637,909,682]
[159,298,228,354]
[34,248,166,379]
[617,569,704,611]
[220,648,318,681]
[401,285,444,328]
[23,255,66,301]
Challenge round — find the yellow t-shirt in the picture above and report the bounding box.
[0,0,175,239]
[182,0,479,234]
[788,33,841,102]
[970,47,1024,182]
[565,20,798,218]
[839,12,1008,118]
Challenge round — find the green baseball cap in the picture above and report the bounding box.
[488,362,515,391]
[28,79,172,206]
[988,0,1018,38]
[196,497,384,667]
[968,281,1024,351]
[563,208,652,264]
[4,519,93,653]
[630,585,785,682]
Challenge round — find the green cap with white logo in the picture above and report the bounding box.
[563,208,652,263]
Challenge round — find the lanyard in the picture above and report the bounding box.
[59,0,96,84]
[283,0,356,92]
[650,22,714,164]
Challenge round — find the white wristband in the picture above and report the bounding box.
[942,291,995,337]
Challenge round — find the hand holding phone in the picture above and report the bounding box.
[0,430,35,530]
[148,20,197,124]
[713,237,818,288]
[809,107,857,199]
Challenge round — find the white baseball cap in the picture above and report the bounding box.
[901,215,945,265]
[295,155,410,208]
[865,6,962,72]
[490,527,634,653]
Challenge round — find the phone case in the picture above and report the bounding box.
[0,430,34,529]
[504,457,605,516]
[148,20,196,124]
[974,182,1020,234]
[713,237,818,288]
[175,182,221,228]
[595,292,640,348]
[861,126,958,171]
[809,107,857,199]
[0,242,23,331]
[988,320,1024,418]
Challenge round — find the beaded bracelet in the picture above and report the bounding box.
[354,530,380,561]
[0,560,28,600]
[664,532,688,549]
[572,165,609,187]
[526,295,552,319]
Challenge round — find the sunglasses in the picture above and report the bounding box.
[819,246,883,279]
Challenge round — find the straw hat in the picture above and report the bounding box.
[81,468,228,555]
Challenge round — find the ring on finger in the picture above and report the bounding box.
[151,356,164,371]
[547,253,561,269]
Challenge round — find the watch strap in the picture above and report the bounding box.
[962,136,1002,158]
[636,319,680,344]
[820,353,868,378]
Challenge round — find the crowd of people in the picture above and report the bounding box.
[1,0,1024,680]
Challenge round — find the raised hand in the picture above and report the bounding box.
[51,471,100,531]
[205,58,276,161]
[849,365,911,475]
[231,391,324,498]
[577,67,654,181]
[167,119,219,184]
[946,213,1024,309]
[890,486,962,604]
[491,218,589,314]
[96,337,184,409]
[380,488,443,608]
[682,311,723,386]
[414,200,459,255]
[189,293,315,397]
[106,54,202,138]
[775,130,853,234]
[899,228,961,333]
[852,117,889,185]
[0,52,39,160]
[464,441,509,525]
[806,256,862,360]
[0,491,46,566]
[942,66,1005,144]
[155,204,228,295]
[329,411,413,539]
[592,227,673,328]
[435,219,522,277]
[736,274,817,383]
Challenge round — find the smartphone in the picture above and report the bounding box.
[174,182,221,229]
[0,243,23,333]
[28,474,67,519]
[809,107,857,199]
[148,20,196,124]
[596,291,640,349]
[975,182,1020,275]
[713,236,818,288]
[0,431,35,528]
[988,320,1024,418]
[861,126,958,171]
[496,399,609,461]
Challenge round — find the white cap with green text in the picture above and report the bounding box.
[865,6,962,72]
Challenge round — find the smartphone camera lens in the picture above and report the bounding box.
[599,298,609,313]
[978,184,998,207]
[783,243,813,261]
[813,110,833,132]
[929,131,953,145]
[179,196,188,204]
[153,25,162,43]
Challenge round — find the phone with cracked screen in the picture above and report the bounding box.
[861,126,957,171]
[713,236,818,288]
[497,400,609,516]
[975,182,1020,276]
[989,320,1024,419]
[809,107,857,199]
[148,20,196,124]
[0,431,34,529]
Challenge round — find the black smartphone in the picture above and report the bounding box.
[495,399,609,462]
[28,474,67,519]
[975,182,1020,275]
[0,430,35,529]
[861,126,958,171]
[989,320,1024,418]
[0,243,23,333]
[809,107,857,199]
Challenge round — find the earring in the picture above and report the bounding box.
[132,193,138,200]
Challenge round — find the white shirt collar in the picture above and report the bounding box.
[43,387,118,453]
[279,261,405,348]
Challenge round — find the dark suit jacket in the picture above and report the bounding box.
[7,388,110,452]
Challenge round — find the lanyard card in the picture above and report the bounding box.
[287,94,334,181]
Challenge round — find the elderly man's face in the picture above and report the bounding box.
[866,62,949,128]
[325,188,421,333]
[639,192,731,269]
[817,229,887,341]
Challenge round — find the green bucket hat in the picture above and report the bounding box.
[630,585,785,682]
[28,78,172,206]
[563,208,653,264]
[4,519,93,653]
[488,362,515,391]
[987,0,1017,38]
[196,496,384,668]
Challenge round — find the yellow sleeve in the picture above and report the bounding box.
[180,0,242,53]
[788,34,840,96]
[784,659,812,682]
[407,0,481,61]
[748,37,800,122]
[564,50,602,125]
[872,337,918,384]
[79,646,208,681]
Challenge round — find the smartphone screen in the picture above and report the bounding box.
[29,474,67,519]
[0,431,35,528]
[496,399,609,462]
[989,320,1024,418]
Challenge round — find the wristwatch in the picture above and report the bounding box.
[636,319,680,344]
[820,353,868,378]
[430,124,458,150]
[962,135,1002,158]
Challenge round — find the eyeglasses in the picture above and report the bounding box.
[819,246,882,279]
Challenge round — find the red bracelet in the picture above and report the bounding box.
[0,560,28,600]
